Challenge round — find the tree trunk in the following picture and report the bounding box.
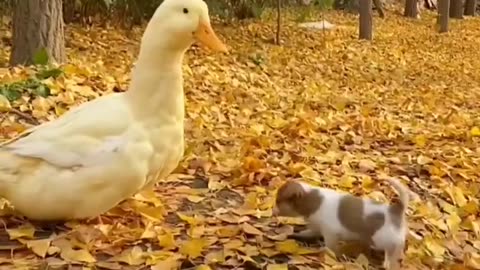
[10,0,66,66]
[464,0,477,15]
[449,0,464,18]
[404,0,419,18]
[63,0,75,23]
[437,0,450,32]
[359,0,372,40]
[275,0,281,45]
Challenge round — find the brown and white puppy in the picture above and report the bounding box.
[272,178,411,270]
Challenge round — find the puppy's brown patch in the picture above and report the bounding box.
[389,202,404,229]
[338,195,385,244]
[276,181,323,217]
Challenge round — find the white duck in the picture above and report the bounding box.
[0,0,227,220]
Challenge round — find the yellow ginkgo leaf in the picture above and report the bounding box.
[60,248,96,263]
[275,239,300,254]
[157,230,176,250]
[109,246,144,266]
[186,195,205,203]
[177,212,201,225]
[470,126,480,137]
[7,224,35,240]
[196,265,212,270]
[25,239,51,258]
[266,264,288,270]
[179,238,207,259]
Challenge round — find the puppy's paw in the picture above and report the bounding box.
[289,229,323,243]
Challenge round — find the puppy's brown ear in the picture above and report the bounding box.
[277,181,305,202]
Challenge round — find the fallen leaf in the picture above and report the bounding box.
[157,230,176,250]
[275,239,300,254]
[109,246,145,265]
[25,239,51,258]
[186,195,205,203]
[216,225,241,237]
[358,159,376,172]
[179,238,207,259]
[7,224,35,240]
[241,223,263,235]
[470,126,480,137]
[151,257,181,270]
[177,212,202,225]
[196,265,212,270]
[0,94,11,111]
[60,248,96,263]
[266,264,288,270]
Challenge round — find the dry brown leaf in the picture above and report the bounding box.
[241,222,263,236]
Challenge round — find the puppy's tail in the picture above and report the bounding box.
[388,178,410,211]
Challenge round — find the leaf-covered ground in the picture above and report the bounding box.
[0,6,480,270]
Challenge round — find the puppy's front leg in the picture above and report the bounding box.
[323,233,341,256]
[291,223,323,241]
[292,228,319,239]
[384,245,403,270]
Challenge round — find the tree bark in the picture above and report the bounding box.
[275,0,281,45]
[404,0,419,18]
[437,0,450,32]
[449,0,464,18]
[464,0,477,15]
[359,0,372,40]
[10,0,66,66]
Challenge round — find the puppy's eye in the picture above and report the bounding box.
[183,8,189,14]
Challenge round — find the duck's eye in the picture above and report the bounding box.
[183,8,189,14]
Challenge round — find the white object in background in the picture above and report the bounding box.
[299,20,335,30]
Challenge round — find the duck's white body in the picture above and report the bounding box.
[0,122,154,220]
[0,0,226,220]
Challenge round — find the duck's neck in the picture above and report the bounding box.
[125,46,187,126]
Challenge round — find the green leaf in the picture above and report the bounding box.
[36,68,63,80]
[23,79,42,89]
[0,87,22,101]
[316,0,334,9]
[33,84,50,98]
[33,48,49,66]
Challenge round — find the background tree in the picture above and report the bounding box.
[464,0,477,15]
[437,0,450,32]
[404,0,419,18]
[276,0,281,44]
[449,0,464,18]
[359,0,372,40]
[10,0,66,66]
[373,0,385,18]
[333,0,384,17]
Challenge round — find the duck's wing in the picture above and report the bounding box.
[1,93,136,168]
[4,120,150,169]
[1,93,130,147]
[3,135,128,168]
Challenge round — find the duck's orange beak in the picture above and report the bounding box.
[194,21,228,53]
